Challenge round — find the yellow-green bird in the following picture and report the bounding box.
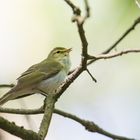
[0,47,71,105]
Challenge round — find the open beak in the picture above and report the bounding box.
[66,48,72,53]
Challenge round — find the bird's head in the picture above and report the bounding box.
[48,47,72,62]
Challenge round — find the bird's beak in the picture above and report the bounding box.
[66,48,72,53]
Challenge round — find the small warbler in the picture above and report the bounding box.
[0,47,71,105]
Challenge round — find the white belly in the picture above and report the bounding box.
[37,70,67,94]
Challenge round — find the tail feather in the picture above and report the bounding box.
[0,85,23,106]
[0,89,34,106]
[0,92,14,106]
[0,85,21,106]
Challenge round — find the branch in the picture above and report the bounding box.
[64,0,89,67]
[0,1,138,140]
[56,65,83,99]
[54,109,135,140]
[0,116,40,140]
[1,2,89,138]
[38,95,56,139]
[84,0,90,16]
[86,68,97,83]
[64,0,81,16]
[0,84,14,88]
[54,0,91,99]
[102,17,140,54]
[88,49,140,60]
[0,85,56,139]
[0,107,135,140]
[19,99,36,130]
[83,0,90,21]
[87,17,140,66]
[0,107,43,115]
[0,84,36,130]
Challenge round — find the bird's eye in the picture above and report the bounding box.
[56,51,60,54]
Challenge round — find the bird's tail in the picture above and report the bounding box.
[0,87,21,106]
[0,92,13,106]
[0,88,34,106]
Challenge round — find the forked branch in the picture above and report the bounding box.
[0,0,139,140]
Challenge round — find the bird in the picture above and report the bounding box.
[0,47,71,106]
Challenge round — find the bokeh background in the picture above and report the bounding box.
[0,0,140,139]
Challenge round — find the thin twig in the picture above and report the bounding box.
[64,0,89,67]
[86,68,97,83]
[84,0,90,17]
[64,0,81,15]
[87,49,140,65]
[88,49,140,60]
[0,84,14,88]
[102,17,140,54]
[83,0,90,22]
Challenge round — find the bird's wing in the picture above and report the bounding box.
[16,60,63,88]
[17,63,38,79]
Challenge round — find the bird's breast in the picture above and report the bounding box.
[37,70,67,94]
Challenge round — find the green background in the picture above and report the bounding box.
[0,0,140,139]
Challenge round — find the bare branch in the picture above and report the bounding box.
[86,16,140,66]
[0,84,14,88]
[0,116,40,140]
[64,0,90,24]
[64,0,89,65]
[38,95,56,139]
[83,0,90,22]
[102,17,140,54]
[86,68,97,83]
[56,65,83,99]
[49,0,90,96]
[64,0,81,16]
[0,107,135,140]
[0,106,43,115]
[0,1,139,140]
[54,109,135,140]
[88,49,140,60]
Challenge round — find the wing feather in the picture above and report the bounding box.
[16,60,63,88]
